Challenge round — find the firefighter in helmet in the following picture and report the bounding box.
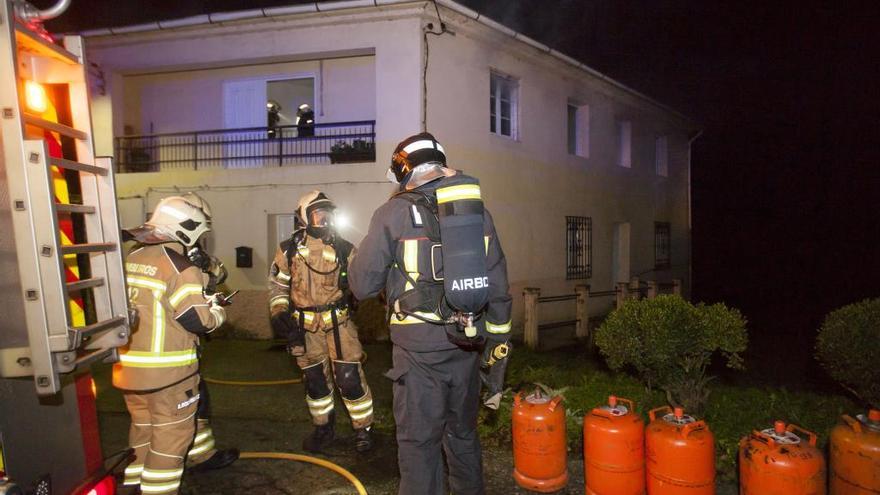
[173,193,240,473]
[295,103,315,137]
[115,194,229,495]
[268,191,374,453]
[349,132,513,494]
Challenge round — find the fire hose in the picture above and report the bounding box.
[202,351,367,386]
[201,352,371,493]
[239,452,367,495]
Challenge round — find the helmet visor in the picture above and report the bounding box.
[308,207,335,228]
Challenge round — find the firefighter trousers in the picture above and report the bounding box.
[386,345,484,495]
[295,319,373,429]
[122,374,199,495]
[186,379,217,466]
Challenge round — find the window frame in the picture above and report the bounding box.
[567,102,590,158]
[490,71,519,139]
[654,221,671,270]
[617,120,632,168]
[655,135,669,177]
[566,216,592,280]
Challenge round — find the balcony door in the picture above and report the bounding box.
[222,79,268,168]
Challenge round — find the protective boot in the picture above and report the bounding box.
[302,412,336,453]
[188,448,240,473]
[354,425,374,453]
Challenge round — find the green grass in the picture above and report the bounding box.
[480,345,858,482]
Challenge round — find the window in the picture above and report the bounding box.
[617,120,632,167]
[655,136,668,177]
[490,72,518,138]
[654,222,671,270]
[567,103,590,158]
[566,216,592,279]
[567,105,577,155]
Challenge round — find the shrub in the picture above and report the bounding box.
[595,295,748,414]
[816,297,880,408]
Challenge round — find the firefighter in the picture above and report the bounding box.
[349,132,513,495]
[295,103,315,137]
[174,193,240,473]
[114,195,228,495]
[268,191,374,453]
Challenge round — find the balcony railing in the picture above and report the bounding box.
[113,120,376,173]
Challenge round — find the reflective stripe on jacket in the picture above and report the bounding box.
[113,244,217,391]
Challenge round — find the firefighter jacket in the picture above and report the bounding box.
[113,244,220,391]
[349,172,513,352]
[268,233,356,331]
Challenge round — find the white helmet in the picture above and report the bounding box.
[138,196,211,247]
[296,190,335,229]
[180,192,212,219]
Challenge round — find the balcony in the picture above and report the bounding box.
[113,120,376,173]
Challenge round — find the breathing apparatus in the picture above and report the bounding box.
[388,133,490,342]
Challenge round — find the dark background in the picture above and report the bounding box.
[43,0,880,384]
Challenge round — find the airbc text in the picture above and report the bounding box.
[451,276,489,291]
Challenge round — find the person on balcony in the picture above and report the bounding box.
[296,103,315,137]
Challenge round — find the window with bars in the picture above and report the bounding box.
[566,216,592,279]
[490,72,518,138]
[655,221,671,270]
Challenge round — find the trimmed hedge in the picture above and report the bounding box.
[816,297,880,408]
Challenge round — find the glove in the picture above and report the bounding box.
[480,341,512,410]
[271,312,305,356]
[206,293,227,331]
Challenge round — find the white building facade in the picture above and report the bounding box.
[84,0,698,337]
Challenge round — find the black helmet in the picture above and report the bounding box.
[389,132,446,183]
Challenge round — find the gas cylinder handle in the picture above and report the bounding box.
[649,406,672,422]
[680,420,707,438]
[786,424,818,447]
[616,397,636,414]
[548,395,563,412]
[751,429,776,448]
[841,414,863,434]
[514,392,522,408]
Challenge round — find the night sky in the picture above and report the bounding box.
[43,0,880,379]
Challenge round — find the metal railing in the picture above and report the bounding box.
[114,120,376,173]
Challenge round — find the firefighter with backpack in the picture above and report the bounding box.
[268,191,374,453]
[349,132,513,495]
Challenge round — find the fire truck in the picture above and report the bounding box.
[0,0,131,493]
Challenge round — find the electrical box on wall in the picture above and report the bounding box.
[235,246,253,268]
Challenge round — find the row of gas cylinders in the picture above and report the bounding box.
[512,390,880,494]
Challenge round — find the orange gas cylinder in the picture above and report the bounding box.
[829,409,880,494]
[583,396,646,495]
[646,406,715,494]
[512,389,568,493]
[739,420,826,495]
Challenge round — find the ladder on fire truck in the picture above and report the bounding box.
[0,0,129,395]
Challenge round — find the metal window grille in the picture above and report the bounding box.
[566,216,592,279]
[655,221,671,270]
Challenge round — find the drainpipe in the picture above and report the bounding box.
[686,128,703,298]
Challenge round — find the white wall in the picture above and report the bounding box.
[115,164,396,290]
[88,4,694,336]
[424,9,694,325]
[86,5,423,162]
[119,56,374,135]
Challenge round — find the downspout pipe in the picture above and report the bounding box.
[686,129,703,298]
